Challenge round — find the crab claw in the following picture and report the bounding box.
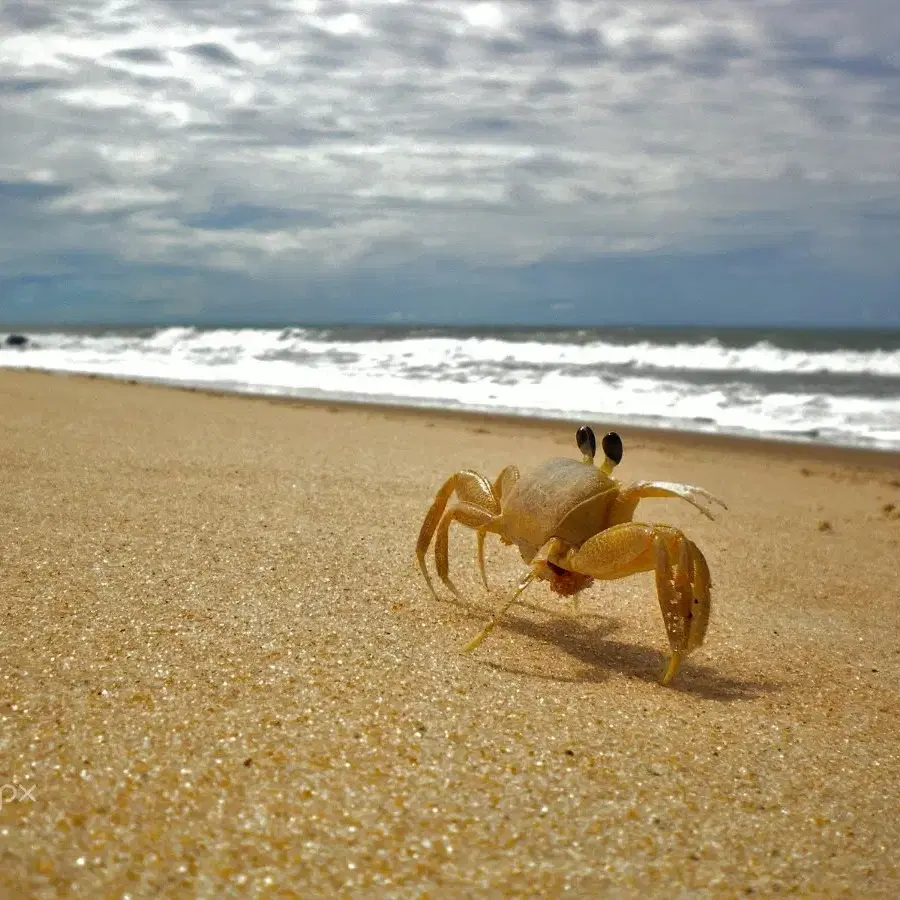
[614,480,727,523]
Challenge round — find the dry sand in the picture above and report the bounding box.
[1,368,899,898]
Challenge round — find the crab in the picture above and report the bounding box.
[415,425,726,684]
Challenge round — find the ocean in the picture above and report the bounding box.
[2,325,899,452]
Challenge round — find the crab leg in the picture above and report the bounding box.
[558,523,711,684]
[415,470,500,598]
[434,503,501,597]
[462,567,540,653]
[476,465,520,589]
[463,537,568,653]
[611,480,727,526]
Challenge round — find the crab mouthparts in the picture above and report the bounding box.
[543,561,594,598]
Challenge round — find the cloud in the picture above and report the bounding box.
[0,180,72,202]
[0,0,898,324]
[0,1,60,32]
[185,42,243,67]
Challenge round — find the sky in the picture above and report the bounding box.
[1,0,898,328]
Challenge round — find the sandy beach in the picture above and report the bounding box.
[1,367,899,897]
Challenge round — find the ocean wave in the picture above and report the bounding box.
[18,328,900,377]
[2,326,899,451]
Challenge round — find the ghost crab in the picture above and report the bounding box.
[415,426,726,684]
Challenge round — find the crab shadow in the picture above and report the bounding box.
[444,592,775,702]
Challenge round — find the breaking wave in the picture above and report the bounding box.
[3,325,899,451]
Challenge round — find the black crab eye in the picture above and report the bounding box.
[576,425,597,460]
[602,431,624,465]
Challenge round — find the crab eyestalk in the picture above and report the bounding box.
[600,431,623,475]
[576,425,597,464]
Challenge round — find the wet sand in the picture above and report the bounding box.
[1,368,899,897]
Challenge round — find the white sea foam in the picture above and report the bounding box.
[3,327,899,450]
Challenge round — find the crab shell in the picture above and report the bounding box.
[499,457,621,565]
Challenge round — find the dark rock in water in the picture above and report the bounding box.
[4,333,29,347]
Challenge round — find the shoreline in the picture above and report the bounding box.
[6,365,900,471]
